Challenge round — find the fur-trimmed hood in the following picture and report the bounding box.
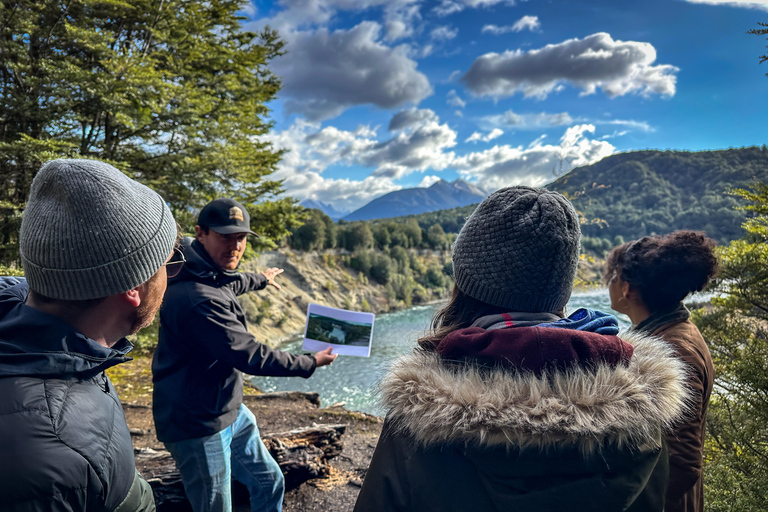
[380,329,690,453]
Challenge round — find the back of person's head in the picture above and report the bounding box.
[419,186,581,349]
[452,186,581,312]
[20,159,177,302]
[604,230,718,313]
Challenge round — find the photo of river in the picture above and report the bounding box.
[252,288,632,416]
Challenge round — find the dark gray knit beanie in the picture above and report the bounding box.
[20,159,177,300]
[452,186,581,312]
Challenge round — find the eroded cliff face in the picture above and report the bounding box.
[239,250,412,347]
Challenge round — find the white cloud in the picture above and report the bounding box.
[481,110,653,133]
[265,109,457,209]
[466,128,504,143]
[239,2,257,17]
[482,15,540,34]
[453,124,615,191]
[462,32,678,100]
[484,110,574,129]
[256,0,422,38]
[431,25,459,40]
[684,0,768,10]
[512,15,540,32]
[274,22,432,121]
[265,114,613,209]
[389,108,439,131]
[447,89,467,108]
[434,0,514,16]
[418,175,443,187]
[265,119,400,211]
[601,119,653,132]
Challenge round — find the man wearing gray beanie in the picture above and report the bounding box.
[355,186,689,512]
[0,159,179,511]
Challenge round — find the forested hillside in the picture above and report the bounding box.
[549,146,768,244]
[388,147,768,250]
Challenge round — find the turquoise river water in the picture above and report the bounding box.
[252,288,632,416]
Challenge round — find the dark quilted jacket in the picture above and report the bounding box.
[0,277,154,512]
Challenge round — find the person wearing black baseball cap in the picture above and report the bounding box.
[152,198,336,512]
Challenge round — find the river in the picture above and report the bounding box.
[252,288,633,416]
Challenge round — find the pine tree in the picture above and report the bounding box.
[0,0,298,261]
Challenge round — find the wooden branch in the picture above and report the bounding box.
[244,391,321,407]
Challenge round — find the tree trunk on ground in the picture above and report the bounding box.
[136,424,348,511]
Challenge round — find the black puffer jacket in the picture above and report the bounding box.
[0,278,154,512]
[152,237,317,443]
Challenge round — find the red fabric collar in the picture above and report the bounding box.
[436,326,634,375]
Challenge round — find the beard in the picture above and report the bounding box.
[129,271,166,335]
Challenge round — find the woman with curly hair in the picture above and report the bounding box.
[604,231,719,512]
[354,187,691,512]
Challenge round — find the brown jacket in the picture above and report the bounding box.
[654,319,714,512]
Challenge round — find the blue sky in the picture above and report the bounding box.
[244,0,768,213]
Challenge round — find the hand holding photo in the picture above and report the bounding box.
[302,303,375,357]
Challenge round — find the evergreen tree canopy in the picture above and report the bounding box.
[693,183,768,511]
[0,0,296,261]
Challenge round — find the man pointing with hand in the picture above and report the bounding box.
[152,198,336,512]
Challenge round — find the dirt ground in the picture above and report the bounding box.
[111,357,383,512]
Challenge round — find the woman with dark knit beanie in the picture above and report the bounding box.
[353,186,691,512]
[604,231,718,512]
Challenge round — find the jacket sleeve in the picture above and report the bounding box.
[186,298,317,378]
[665,336,709,501]
[353,419,411,512]
[230,272,268,296]
[0,276,25,293]
[112,470,156,512]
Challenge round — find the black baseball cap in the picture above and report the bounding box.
[197,198,258,236]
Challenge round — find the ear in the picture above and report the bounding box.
[621,280,632,299]
[122,287,142,308]
[194,225,204,241]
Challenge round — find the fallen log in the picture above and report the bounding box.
[262,424,347,490]
[244,391,321,407]
[136,424,348,511]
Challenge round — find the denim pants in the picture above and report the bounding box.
[164,405,284,512]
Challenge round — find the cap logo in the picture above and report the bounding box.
[229,207,244,221]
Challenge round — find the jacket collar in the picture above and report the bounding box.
[381,329,690,453]
[632,302,690,336]
[0,278,132,378]
[173,236,240,284]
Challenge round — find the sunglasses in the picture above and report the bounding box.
[163,248,186,279]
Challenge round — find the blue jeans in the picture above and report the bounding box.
[164,405,284,512]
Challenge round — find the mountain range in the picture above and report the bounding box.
[383,146,768,246]
[299,199,350,220]
[341,179,486,221]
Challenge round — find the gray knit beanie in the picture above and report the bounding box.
[20,159,177,300]
[452,186,581,312]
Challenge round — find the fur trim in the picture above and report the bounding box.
[380,331,691,452]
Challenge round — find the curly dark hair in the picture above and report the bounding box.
[603,230,719,313]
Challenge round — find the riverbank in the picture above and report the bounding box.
[112,356,382,511]
[240,248,606,349]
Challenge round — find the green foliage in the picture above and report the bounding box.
[0,0,297,263]
[692,184,768,511]
[290,209,329,251]
[426,223,449,250]
[0,264,24,277]
[548,148,768,244]
[338,222,374,252]
[368,253,392,285]
[748,21,768,77]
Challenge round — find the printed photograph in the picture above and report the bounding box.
[302,304,375,357]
